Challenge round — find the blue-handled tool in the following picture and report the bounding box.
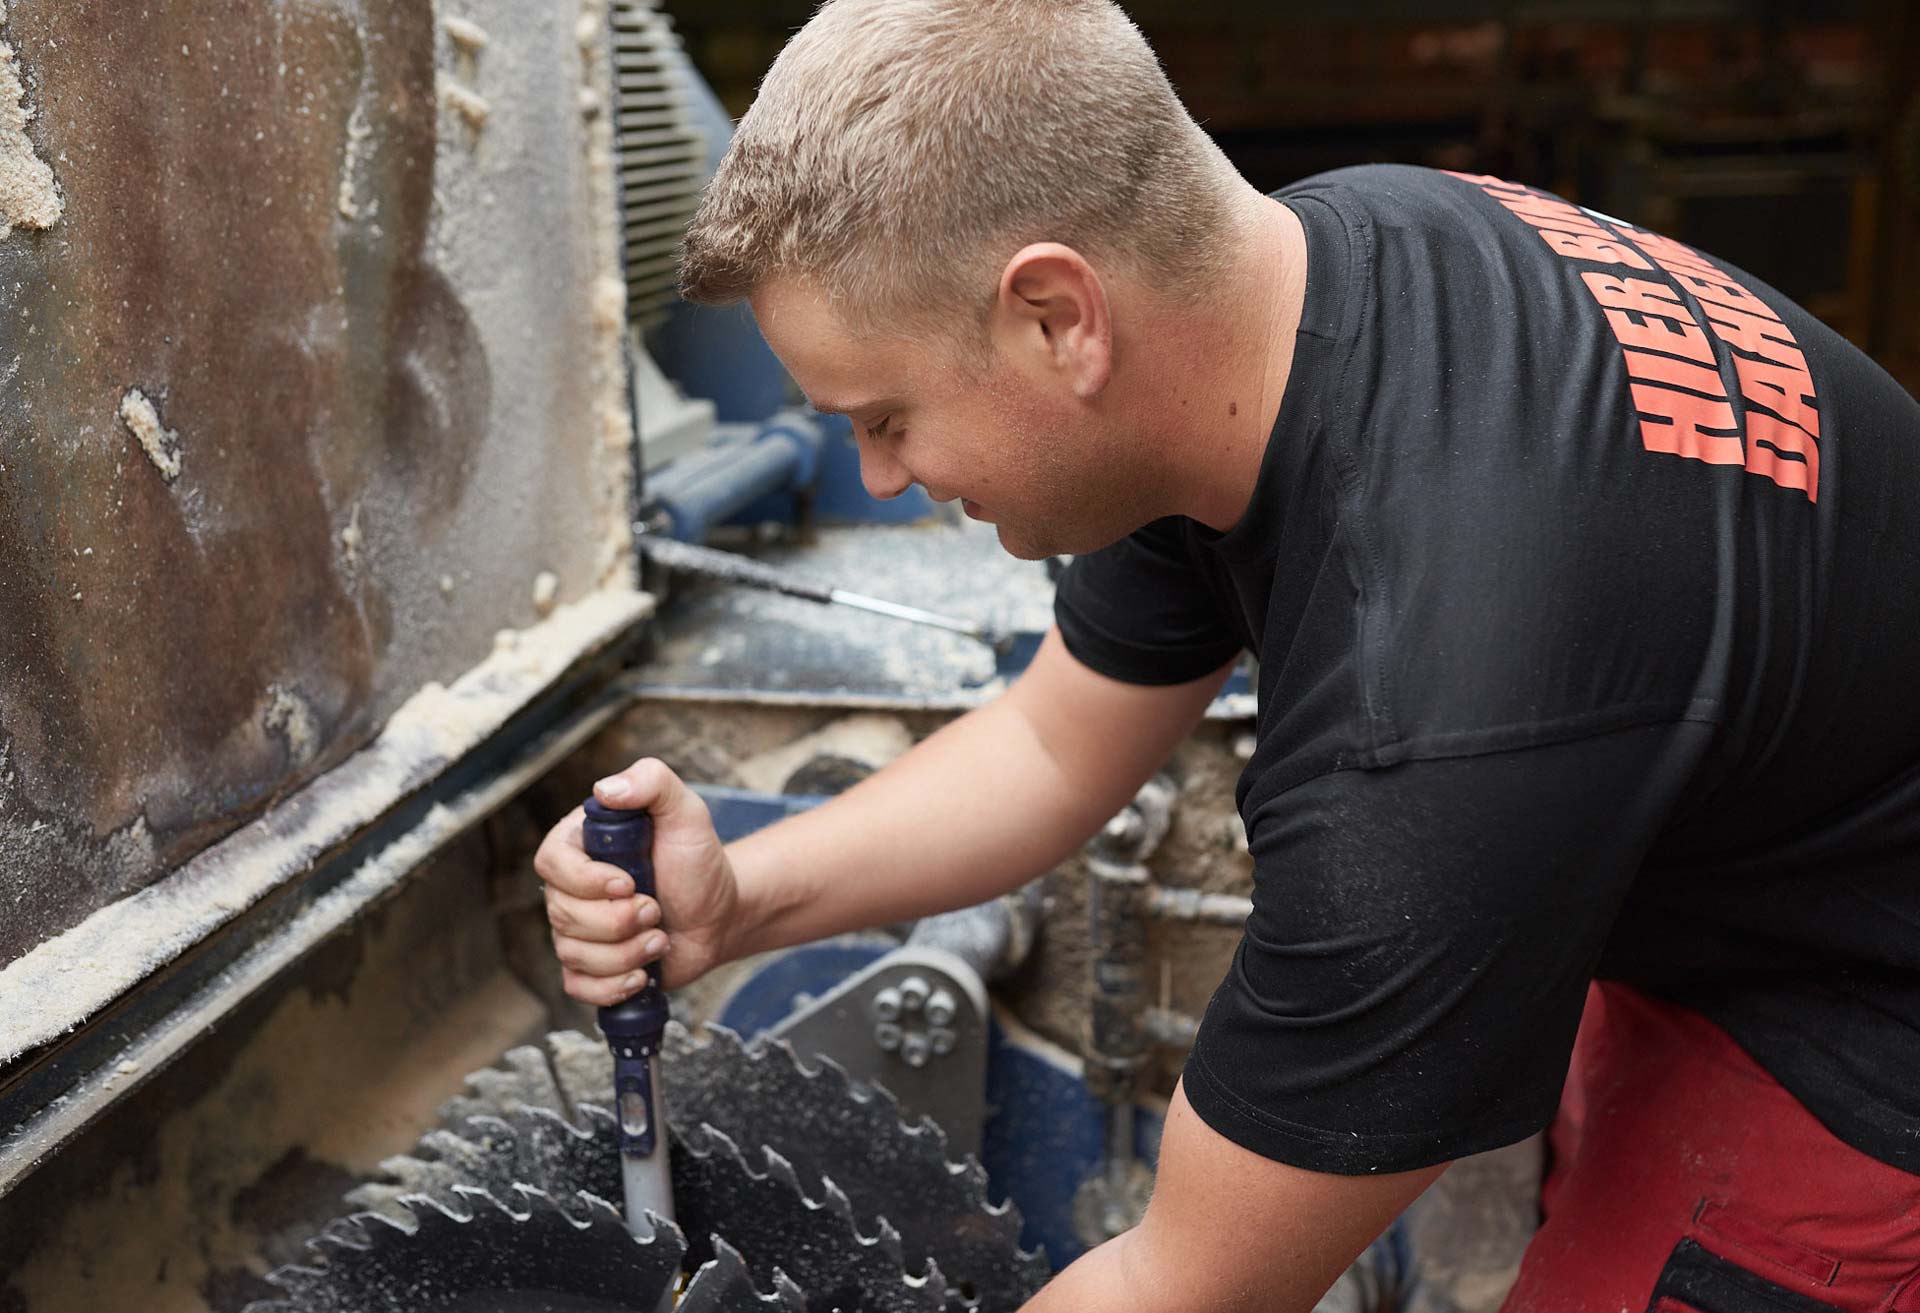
[581,798,676,1245]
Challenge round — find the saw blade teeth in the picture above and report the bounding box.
[759,1144,806,1197]
[678,1235,808,1312]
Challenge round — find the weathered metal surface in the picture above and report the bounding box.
[0,0,632,967]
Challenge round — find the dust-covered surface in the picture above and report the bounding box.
[0,4,60,238]
[0,0,635,969]
[0,588,647,1066]
[641,521,1056,699]
[0,836,551,1313]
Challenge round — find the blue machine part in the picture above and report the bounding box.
[646,414,825,542]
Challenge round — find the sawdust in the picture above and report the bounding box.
[444,15,490,58]
[339,502,363,569]
[532,570,560,617]
[263,686,319,768]
[0,11,61,238]
[0,588,650,1065]
[440,78,490,132]
[336,101,371,220]
[576,0,635,590]
[117,387,182,483]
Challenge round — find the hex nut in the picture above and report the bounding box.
[929,1026,957,1056]
[925,989,957,1026]
[871,986,903,1022]
[873,1022,903,1052]
[898,976,930,1012]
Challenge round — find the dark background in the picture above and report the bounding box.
[662,0,1920,394]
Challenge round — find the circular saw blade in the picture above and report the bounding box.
[244,1185,684,1313]
[341,1025,1047,1310]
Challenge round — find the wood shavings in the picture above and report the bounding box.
[117,388,182,483]
[532,570,560,617]
[444,15,490,57]
[440,78,491,132]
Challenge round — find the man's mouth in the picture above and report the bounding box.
[962,499,989,521]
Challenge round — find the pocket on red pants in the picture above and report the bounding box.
[1648,1239,1845,1313]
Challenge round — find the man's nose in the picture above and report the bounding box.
[856,437,914,501]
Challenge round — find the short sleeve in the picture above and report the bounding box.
[1052,518,1245,686]
[1183,718,1716,1175]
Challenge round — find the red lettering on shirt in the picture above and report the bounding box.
[1623,348,1727,396]
[1730,354,1822,440]
[1673,272,1780,323]
[1581,272,1694,325]
[1539,230,1656,271]
[1498,195,1611,238]
[1744,412,1820,500]
[1701,302,1801,365]
[1445,172,1824,503]
[1604,308,1716,364]
[1629,385,1746,465]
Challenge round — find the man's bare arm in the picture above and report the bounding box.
[723,627,1231,958]
[537,628,1231,1001]
[1025,1081,1446,1313]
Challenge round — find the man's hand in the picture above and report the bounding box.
[1022,1080,1446,1313]
[534,759,739,1003]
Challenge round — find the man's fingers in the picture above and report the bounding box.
[551,929,669,978]
[561,965,652,1008]
[544,887,659,943]
[535,811,642,899]
[592,758,710,832]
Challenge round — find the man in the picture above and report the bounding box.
[535,1,1920,1308]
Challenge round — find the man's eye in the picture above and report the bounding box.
[865,416,893,440]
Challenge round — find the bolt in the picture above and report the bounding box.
[925,989,957,1026]
[1102,808,1145,847]
[900,1031,931,1068]
[871,986,903,1022]
[929,1026,957,1056]
[898,976,930,1013]
[874,1022,903,1052]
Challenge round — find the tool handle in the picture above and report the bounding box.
[583,798,669,1157]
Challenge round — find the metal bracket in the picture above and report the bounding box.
[769,946,990,1156]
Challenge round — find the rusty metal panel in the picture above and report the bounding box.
[0,0,633,967]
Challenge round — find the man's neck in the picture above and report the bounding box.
[1136,194,1309,532]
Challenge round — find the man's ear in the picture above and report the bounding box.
[992,243,1113,399]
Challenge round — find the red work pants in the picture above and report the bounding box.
[1504,982,1920,1313]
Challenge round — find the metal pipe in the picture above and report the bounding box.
[1146,887,1254,927]
[905,881,1044,983]
[644,413,823,543]
[1142,1007,1202,1050]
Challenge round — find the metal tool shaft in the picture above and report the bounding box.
[638,533,1004,650]
[582,798,676,1272]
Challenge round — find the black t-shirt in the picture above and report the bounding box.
[1055,164,1920,1176]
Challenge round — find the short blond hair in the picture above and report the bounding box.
[679,0,1241,331]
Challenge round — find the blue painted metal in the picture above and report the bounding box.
[689,782,829,844]
[646,414,825,542]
